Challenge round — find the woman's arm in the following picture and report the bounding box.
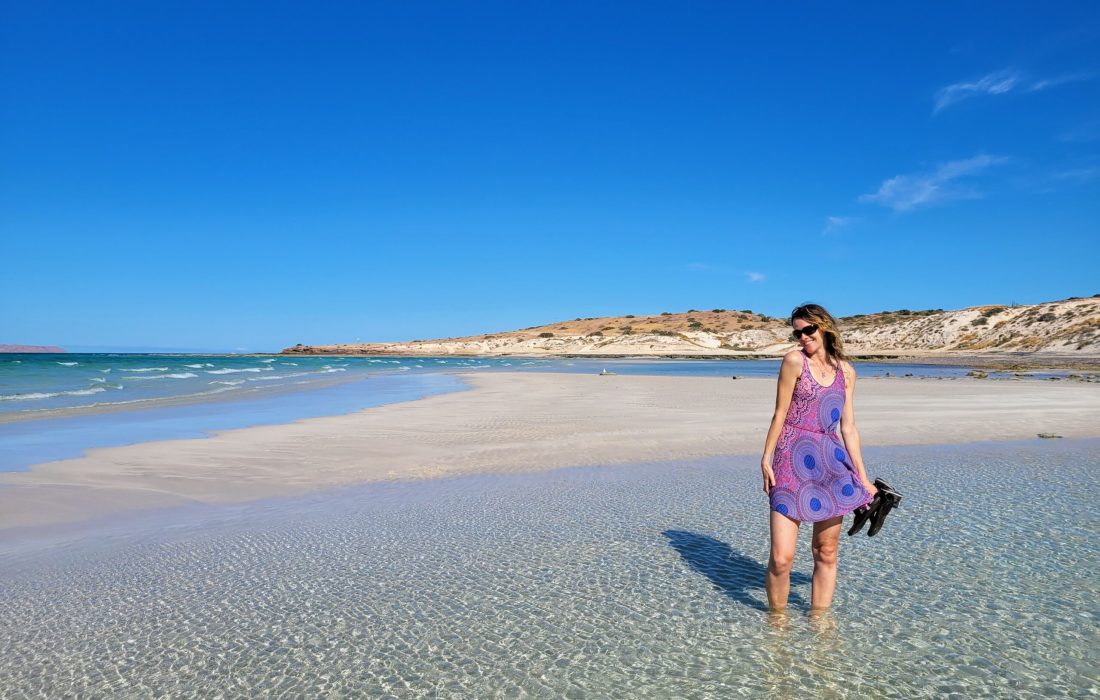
[760,351,802,493]
[838,361,878,496]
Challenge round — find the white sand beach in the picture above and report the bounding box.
[2,372,1098,530]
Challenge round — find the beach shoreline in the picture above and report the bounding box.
[2,371,1098,532]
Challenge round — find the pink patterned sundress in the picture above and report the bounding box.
[768,351,873,522]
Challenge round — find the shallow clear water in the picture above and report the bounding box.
[2,440,1096,698]
[0,373,468,472]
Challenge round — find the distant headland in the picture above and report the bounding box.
[0,345,66,353]
[282,295,1100,367]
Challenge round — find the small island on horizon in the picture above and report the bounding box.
[0,344,65,354]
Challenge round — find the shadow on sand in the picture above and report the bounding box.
[663,529,812,611]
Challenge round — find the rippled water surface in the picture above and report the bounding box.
[1,440,1097,698]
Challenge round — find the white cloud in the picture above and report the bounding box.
[934,70,1019,113]
[934,69,1090,113]
[822,216,858,235]
[746,272,766,283]
[1027,73,1090,92]
[858,154,1009,212]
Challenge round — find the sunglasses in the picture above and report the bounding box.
[791,324,819,340]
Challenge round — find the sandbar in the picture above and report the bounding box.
[2,372,1098,530]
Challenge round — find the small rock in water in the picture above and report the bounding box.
[730,375,738,380]
[1037,433,1063,439]
[967,370,989,379]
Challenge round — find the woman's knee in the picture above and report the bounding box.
[812,541,838,566]
[769,551,795,575]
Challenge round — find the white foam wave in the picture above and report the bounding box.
[280,362,298,366]
[16,385,243,413]
[206,367,273,374]
[184,363,215,368]
[209,379,246,386]
[120,367,169,372]
[123,372,198,380]
[244,368,349,383]
[260,358,276,363]
[99,368,112,373]
[56,361,79,366]
[90,377,107,383]
[1,387,107,401]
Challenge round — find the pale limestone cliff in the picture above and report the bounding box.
[283,296,1100,358]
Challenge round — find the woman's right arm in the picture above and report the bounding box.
[760,351,802,493]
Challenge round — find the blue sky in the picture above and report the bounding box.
[2,2,1098,352]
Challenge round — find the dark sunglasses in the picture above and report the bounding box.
[791,324,819,340]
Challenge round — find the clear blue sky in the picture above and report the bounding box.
[2,2,1097,352]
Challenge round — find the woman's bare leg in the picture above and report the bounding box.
[810,516,843,610]
[766,510,800,611]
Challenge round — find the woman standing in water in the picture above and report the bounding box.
[760,303,878,612]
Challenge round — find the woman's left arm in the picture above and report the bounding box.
[839,361,878,496]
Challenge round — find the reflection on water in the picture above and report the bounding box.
[1,440,1097,697]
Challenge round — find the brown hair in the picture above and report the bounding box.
[790,303,848,362]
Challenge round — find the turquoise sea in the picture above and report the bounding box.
[0,353,1071,473]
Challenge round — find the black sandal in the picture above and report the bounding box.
[847,492,882,536]
[866,479,902,537]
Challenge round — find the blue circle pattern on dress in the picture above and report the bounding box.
[770,487,798,519]
[792,436,821,482]
[831,476,866,509]
[797,481,835,519]
[823,440,852,477]
[817,392,845,432]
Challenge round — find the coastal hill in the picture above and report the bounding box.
[283,295,1100,358]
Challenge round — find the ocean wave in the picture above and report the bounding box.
[280,362,298,366]
[184,363,215,369]
[14,385,243,413]
[123,372,198,380]
[1,387,107,401]
[90,377,107,383]
[99,368,112,373]
[209,379,246,386]
[260,358,276,363]
[56,361,79,366]
[247,368,347,382]
[120,367,169,372]
[206,367,273,374]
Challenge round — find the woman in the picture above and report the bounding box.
[760,303,878,612]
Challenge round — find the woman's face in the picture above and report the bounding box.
[792,319,821,354]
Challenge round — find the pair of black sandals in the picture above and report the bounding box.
[847,478,902,537]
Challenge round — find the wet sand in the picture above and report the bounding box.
[2,371,1098,530]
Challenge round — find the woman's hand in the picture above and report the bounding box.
[761,457,775,494]
[863,479,878,497]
